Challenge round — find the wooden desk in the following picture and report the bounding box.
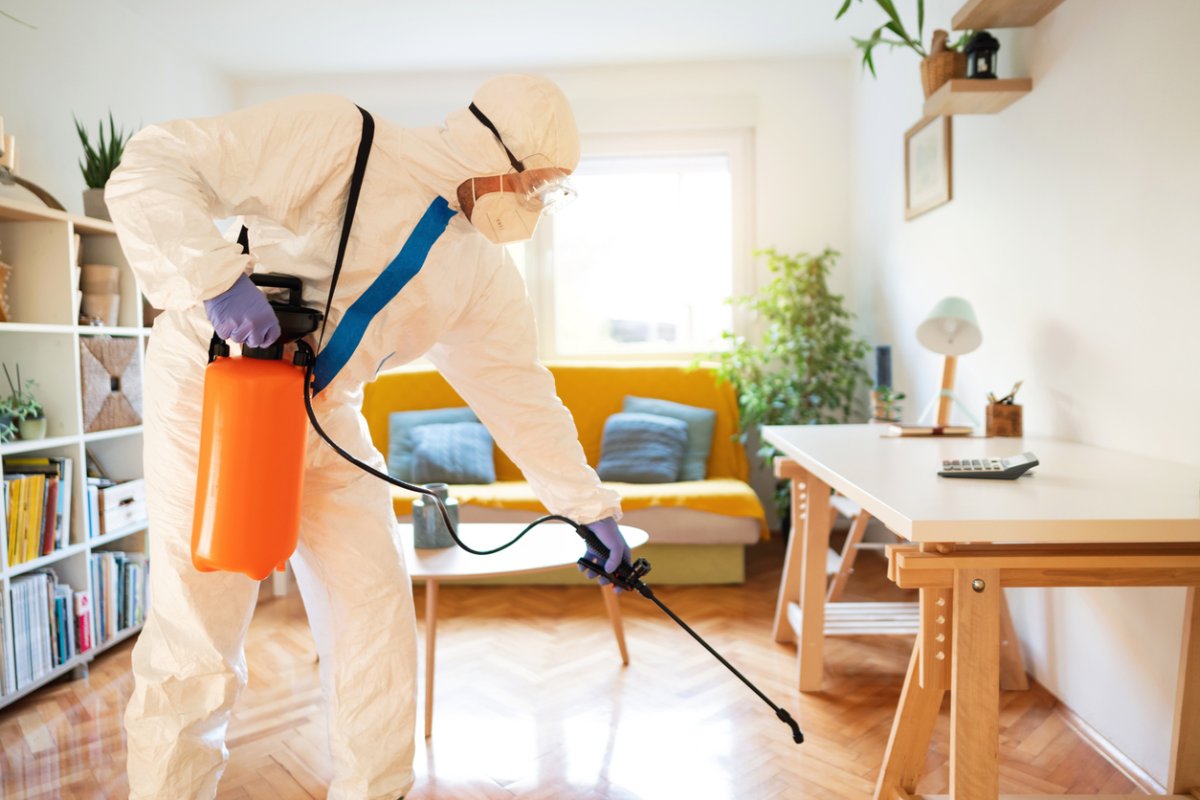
[402,523,649,739]
[763,424,1200,800]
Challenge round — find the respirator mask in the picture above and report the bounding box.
[460,103,577,245]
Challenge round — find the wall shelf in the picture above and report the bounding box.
[924,78,1032,117]
[953,0,1066,30]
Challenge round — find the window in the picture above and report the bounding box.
[516,130,752,359]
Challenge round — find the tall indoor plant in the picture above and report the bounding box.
[74,112,132,221]
[711,248,870,518]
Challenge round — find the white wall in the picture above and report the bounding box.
[235,57,855,297]
[0,0,232,216]
[848,0,1200,785]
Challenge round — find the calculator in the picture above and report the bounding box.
[939,451,1039,480]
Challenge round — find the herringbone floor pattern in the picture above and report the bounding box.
[1,537,1140,799]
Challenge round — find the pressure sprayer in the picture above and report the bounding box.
[189,103,802,744]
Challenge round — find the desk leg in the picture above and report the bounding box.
[873,643,946,800]
[1169,586,1200,794]
[424,578,439,740]
[950,568,1000,800]
[797,474,832,692]
[600,584,630,666]
[772,468,808,644]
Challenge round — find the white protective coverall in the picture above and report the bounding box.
[106,75,622,800]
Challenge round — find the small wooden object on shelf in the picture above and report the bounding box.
[923,78,1033,117]
[986,403,1022,437]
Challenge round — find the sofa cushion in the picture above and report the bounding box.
[389,478,767,538]
[388,407,477,481]
[623,396,716,481]
[597,412,688,483]
[410,422,496,484]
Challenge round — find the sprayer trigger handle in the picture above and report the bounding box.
[575,523,611,561]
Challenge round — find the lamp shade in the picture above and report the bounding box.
[916,296,982,356]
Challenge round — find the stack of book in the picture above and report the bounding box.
[3,457,73,566]
[89,550,148,646]
[2,571,87,694]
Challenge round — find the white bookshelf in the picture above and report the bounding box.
[0,195,151,709]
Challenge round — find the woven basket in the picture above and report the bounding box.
[921,50,966,97]
[81,337,143,432]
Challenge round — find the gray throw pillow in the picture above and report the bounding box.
[388,407,477,481]
[409,422,496,484]
[596,412,688,484]
[623,396,717,481]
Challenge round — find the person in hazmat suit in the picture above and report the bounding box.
[105,74,633,800]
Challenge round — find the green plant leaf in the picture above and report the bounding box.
[835,0,855,19]
[917,0,925,44]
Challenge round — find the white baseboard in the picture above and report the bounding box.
[1056,703,1167,794]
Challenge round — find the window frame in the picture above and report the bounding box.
[521,127,755,361]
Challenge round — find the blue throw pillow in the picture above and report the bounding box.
[597,412,688,484]
[623,396,717,481]
[388,407,478,481]
[409,422,496,484]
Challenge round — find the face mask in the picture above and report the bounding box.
[466,185,545,244]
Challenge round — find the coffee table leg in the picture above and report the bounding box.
[1169,586,1200,793]
[600,584,630,666]
[424,578,439,739]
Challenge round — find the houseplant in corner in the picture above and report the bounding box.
[837,0,971,97]
[74,112,132,221]
[710,248,870,520]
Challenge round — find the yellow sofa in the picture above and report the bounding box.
[361,362,767,583]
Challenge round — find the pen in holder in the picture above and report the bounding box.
[986,403,1022,437]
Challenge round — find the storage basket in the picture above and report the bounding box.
[81,337,143,432]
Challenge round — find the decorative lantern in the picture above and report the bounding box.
[965,31,1000,79]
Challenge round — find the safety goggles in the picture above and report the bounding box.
[467,104,578,214]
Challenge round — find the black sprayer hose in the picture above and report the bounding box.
[292,339,803,745]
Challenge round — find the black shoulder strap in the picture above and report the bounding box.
[318,105,375,351]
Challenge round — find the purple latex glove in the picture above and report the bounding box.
[577,517,632,589]
[204,274,281,348]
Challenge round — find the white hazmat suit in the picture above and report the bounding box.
[106,76,622,800]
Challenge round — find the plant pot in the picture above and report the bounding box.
[920,50,967,98]
[18,416,46,440]
[83,187,111,221]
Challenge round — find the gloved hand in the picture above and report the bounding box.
[204,274,281,348]
[577,517,632,590]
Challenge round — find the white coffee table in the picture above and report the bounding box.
[401,522,649,738]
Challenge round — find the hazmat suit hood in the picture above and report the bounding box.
[400,74,581,210]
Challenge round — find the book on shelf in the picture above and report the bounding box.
[89,550,148,646]
[3,457,73,565]
[6,570,79,692]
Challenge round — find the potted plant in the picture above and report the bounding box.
[0,396,17,443]
[871,385,906,422]
[710,248,871,519]
[837,0,972,97]
[74,112,132,221]
[3,365,46,440]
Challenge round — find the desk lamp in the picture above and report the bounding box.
[916,296,982,427]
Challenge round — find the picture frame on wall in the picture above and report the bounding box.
[904,115,952,220]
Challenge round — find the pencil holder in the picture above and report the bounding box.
[986,403,1022,437]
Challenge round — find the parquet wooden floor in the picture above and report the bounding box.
[0,536,1141,799]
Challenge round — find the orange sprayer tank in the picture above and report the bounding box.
[191,274,321,580]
